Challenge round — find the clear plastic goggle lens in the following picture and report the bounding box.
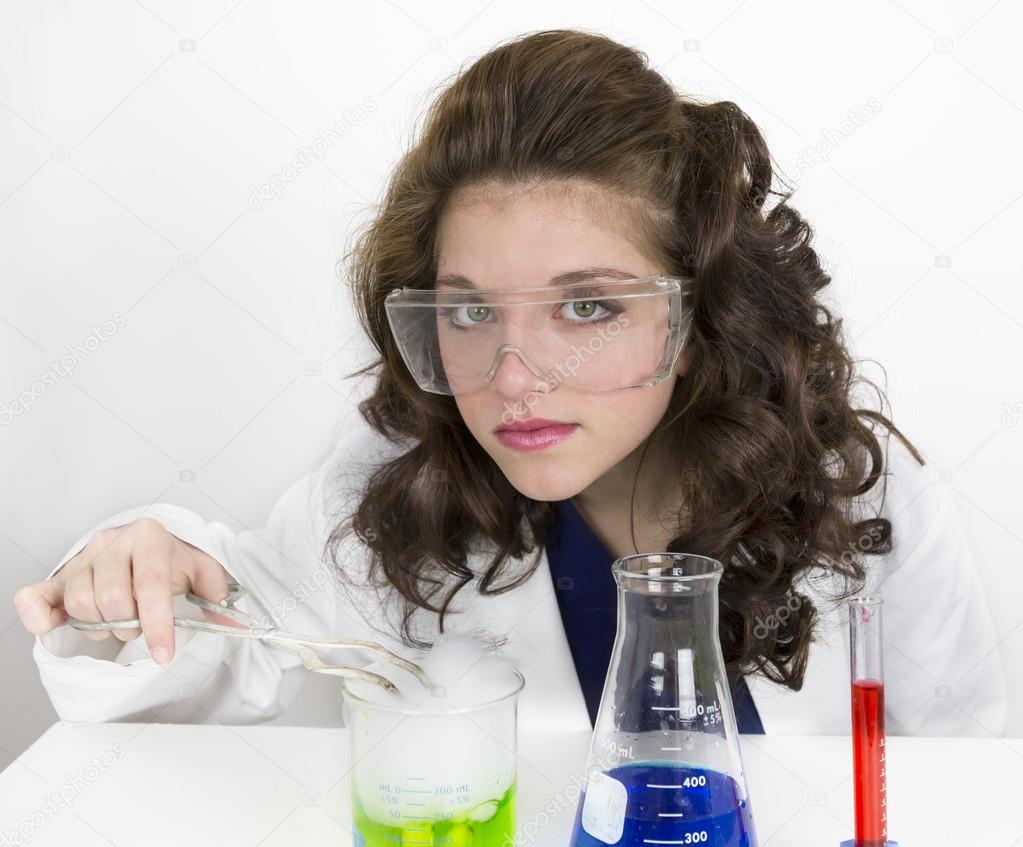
[385,276,693,396]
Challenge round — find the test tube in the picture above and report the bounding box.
[843,596,897,847]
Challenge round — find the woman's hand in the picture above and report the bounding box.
[13,517,241,665]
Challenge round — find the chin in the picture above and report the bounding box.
[497,463,587,502]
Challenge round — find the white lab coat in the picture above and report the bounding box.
[32,420,1010,737]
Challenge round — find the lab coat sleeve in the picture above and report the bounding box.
[868,439,1010,737]
[31,441,389,726]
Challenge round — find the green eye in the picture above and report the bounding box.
[466,305,490,322]
[560,300,610,322]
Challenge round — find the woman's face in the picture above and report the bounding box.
[434,179,688,502]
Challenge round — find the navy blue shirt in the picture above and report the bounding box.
[545,498,765,733]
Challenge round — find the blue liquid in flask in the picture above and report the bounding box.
[569,761,756,847]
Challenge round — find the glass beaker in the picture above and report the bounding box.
[569,552,758,847]
[340,664,525,847]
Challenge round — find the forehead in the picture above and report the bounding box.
[435,179,665,286]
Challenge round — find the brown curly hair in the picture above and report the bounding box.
[324,28,923,691]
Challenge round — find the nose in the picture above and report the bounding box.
[487,346,555,399]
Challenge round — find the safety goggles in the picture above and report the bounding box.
[384,275,693,396]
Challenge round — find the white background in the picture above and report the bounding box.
[2,0,1021,766]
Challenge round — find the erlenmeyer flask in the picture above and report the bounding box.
[568,552,759,847]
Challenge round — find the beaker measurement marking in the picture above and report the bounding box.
[647,774,707,790]
[642,838,708,844]
[600,738,635,760]
[378,782,431,795]
[653,703,721,715]
[660,746,682,751]
[657,812,686,817]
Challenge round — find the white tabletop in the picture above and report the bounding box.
[0,722,1019,845]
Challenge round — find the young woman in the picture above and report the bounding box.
[15,29,1008,736]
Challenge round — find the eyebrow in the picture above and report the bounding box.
[434,267,639,290]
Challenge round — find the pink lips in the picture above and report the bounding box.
[494,422,579,452]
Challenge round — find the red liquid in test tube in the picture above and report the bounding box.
[851,678,886,844]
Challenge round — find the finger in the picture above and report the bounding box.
[13,581,69,635]
[131,528,176,665]
[70,524,134,578]
[93,557,141,642]
[64,565,107,640]
[187,549,247,629]
[63,564,110,641]
[65,525,135,640]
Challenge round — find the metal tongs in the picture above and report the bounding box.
[65,577,432,694]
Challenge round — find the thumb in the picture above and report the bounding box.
[14,580,70,635]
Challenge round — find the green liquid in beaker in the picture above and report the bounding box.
[353,782,516,846]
